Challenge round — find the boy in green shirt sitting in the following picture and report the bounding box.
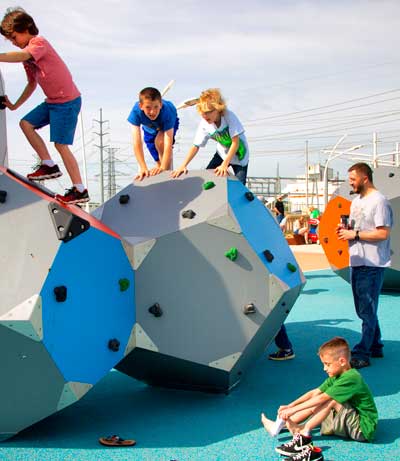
[261,337,378,461]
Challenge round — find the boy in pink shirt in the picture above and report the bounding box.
[0,7,89,204]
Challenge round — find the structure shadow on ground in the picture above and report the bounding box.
[4,318,399,450]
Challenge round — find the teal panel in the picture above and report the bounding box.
[41,227,135,384]
[227,179,302,288]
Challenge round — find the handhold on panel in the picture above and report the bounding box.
[108,338,120,352]
[148,303,163,317]
[0,190,6,203]
[54,286,67,302]
[119,194,130,204]
[263,249,274,262]
[225,247,238,261]
[203,181,215,190]
[245,191,254,201]
[118,278,130,292]
[182,209,196,219]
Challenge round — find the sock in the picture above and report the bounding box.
[74,184,85,193]
[42,159,55,167]
[270,416,285,436]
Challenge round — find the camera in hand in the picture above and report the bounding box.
[340,215,350,229]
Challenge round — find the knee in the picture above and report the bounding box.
[20,119,33,132]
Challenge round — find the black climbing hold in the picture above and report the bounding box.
[245,191,254,201]
[0,96,6,110]
[108,338,120,352]
[119,194,130,204]
[225,247,238,261]
[389,172,395,178]
[119,278,130,292]
[182,209,196,219]
[149,303,163,317]
[263,249,274,262]
[0,190,7,203]
[243,303,256,315]
[281,302,286,307]
[338,249,343,255]
[54,286,67,302]
[48,202,90,243]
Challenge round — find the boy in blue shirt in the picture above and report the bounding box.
[128,87,179,181]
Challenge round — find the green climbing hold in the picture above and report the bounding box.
[225,247,238,261]
[119,278,130,291]
[287,262,297,273]
[203,181,216,190]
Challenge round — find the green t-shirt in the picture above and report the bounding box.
[319,368,378,441]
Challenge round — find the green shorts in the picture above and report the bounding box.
[320,402,367,442]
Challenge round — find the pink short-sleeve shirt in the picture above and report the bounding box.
[23,36,80,104]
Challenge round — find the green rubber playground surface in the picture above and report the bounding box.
[1,269,399,461]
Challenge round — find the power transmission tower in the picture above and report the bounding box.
[93,108,109,204]
[104,147,130,200]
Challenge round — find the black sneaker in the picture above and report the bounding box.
[55,187,90,205]
[350,357,370,369]
[269,349,295,361]
[370,350,384,358]
[27,164,62,181]
[275,433,313,456]
[283,446,323,461]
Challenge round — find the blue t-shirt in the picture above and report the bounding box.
[127,99,178,135]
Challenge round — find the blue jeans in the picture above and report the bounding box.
[276,214,284,224]
[206,153,248,185]
[275,324,293,350]
[351,266,385,360]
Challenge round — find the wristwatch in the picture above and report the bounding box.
[354,230,360,242]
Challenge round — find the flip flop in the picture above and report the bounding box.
[99,435,136,447]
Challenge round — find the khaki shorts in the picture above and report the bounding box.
[320,402,367,442]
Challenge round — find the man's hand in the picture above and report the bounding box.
[336,227,356,241]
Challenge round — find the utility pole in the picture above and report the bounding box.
[105,147,118,200]
[373,132,378,168]
[93,108,109,204]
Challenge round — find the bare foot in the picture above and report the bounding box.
[261,413,278,436]
[286,417,303,435]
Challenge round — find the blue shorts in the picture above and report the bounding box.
[143,117,180,162]
[22,96,82,145]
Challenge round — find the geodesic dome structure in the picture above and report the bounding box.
[0,167,135,440]
[93,170,306,393]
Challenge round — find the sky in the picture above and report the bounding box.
[1,0,400,202]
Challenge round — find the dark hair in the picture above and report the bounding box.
[348,162,373,182]
[139,87,162,103]
[0,7,39,38]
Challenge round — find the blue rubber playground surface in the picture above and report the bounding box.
[1,268,399,461]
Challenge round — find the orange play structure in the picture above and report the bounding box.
[319,196,351,272]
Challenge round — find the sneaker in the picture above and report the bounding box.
[350,357,370,369]
[370,349,384,358]
[275,433,313,456]
[55,187,89,205]
[269,349,295,361]
[27,164,62,181]
[283,446,323,461]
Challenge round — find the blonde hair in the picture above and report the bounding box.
[318,337,350,360]
[196,88,226,114]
